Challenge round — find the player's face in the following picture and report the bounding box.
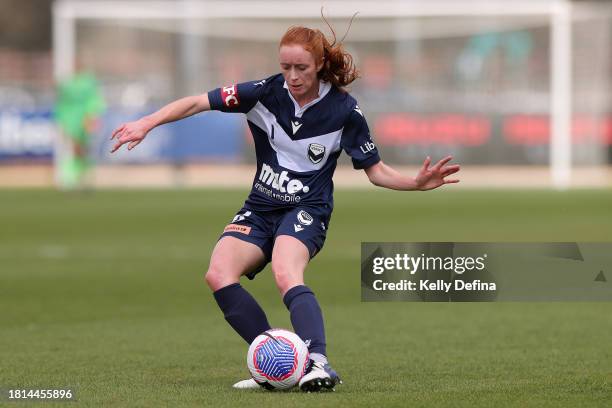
[279,44,323,101]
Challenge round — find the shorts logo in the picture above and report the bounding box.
[224,224,251,235]
[232,211,251,223]
[297,210,313,226]
[307,143,325,164]
[221,85,240,108]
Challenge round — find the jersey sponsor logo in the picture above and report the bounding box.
[258,163,309,194]
[291,120,302,135]
[223,224,251,235]
[221,85,240,108]
[297,210,313,226]
[307,143,325,164]
[360,141,376,154]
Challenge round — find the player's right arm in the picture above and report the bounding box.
[111,78,267,153]
[110,93,211,153]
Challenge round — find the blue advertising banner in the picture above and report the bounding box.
[0,110,55,160]
[0,108,245,163]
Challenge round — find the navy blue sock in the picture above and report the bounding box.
[213,283,271,344]
[283,285,326,356]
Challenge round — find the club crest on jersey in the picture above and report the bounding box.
[297,210,313,226]
[307,143,325,164]
[221,85,240,108]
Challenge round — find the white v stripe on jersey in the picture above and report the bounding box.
[247,102,342,173]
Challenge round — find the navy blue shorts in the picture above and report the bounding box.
[219,205,331,279]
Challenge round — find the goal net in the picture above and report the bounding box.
[53,0,612,188]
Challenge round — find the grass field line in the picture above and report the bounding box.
[0,244,358,262]
[2,164,612,188]
[0,246,199,260]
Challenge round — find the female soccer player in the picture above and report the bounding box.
[111,25,460,392]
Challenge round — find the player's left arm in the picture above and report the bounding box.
[341,104,460,191]
[364,156,460,191]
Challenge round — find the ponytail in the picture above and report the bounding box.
[280,12,359,89]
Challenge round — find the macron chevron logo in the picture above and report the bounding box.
[292,121,302,135]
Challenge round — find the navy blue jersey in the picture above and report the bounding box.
[208,73,380,211]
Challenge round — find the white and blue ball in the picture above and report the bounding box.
[247,328,310,390]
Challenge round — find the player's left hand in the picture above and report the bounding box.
[414,156,460,191]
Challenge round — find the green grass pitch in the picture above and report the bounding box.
[1,188,611,407]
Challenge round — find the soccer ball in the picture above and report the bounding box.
[247,328,310,390]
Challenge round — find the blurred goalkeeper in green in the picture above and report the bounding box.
[55,72,105,189]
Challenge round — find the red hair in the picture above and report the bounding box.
[280,23,359,90]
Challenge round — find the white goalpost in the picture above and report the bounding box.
[53,0,579,189]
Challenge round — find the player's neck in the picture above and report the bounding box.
[293,86,320,108]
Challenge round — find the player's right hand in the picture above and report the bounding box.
[110,119,151,153]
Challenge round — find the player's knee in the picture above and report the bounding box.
[204,262,236,292]
[271,261,303,294]
[203,267,220,291]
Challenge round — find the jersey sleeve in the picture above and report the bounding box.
[207,79,267,114]
[340,106,381,169]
